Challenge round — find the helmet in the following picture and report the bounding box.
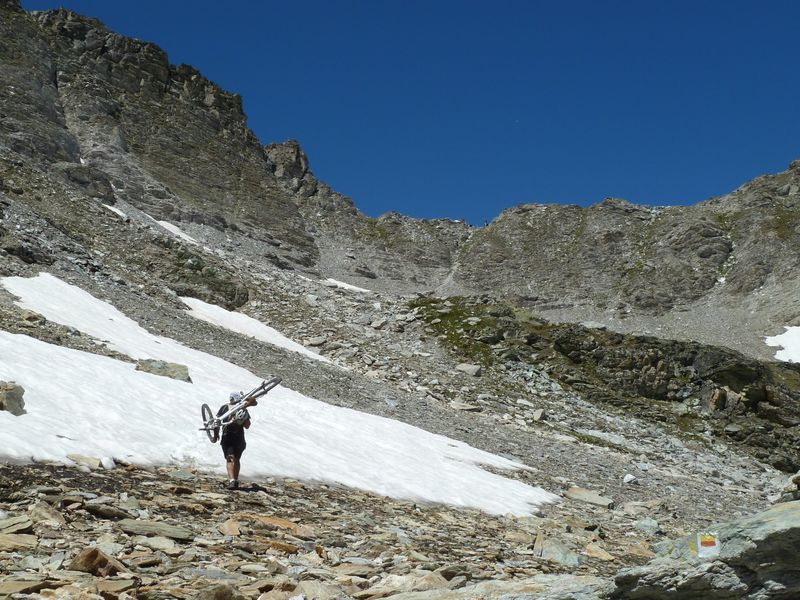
[229,391,243,403]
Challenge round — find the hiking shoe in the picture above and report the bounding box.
[227,480,238,490]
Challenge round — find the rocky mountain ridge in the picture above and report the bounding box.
[2,0,799,360]
[2,1,800,598]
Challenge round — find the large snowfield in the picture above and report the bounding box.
[0,273,557,515]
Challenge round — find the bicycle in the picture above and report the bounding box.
[199,377,282,443]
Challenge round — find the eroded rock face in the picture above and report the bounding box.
[0,381,25,415]
[613,501,800,600]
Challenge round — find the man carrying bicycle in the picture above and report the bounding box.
[218,391,258,489]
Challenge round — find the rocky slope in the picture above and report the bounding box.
[1,463,798,599]
[2,0,800,598]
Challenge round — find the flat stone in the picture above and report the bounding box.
[29,501,66,527]
[95,579,137,594]
[18,555,45,570]
[268,540,300,554]
[0,580,48,595]
[169,469,196,481]
[134,534,182,556]
[371,318,388,329]
[565,486,615,509]
[235,512,314,538]
[333,563,381,577]
[0,532,38,551]
[218,519,241,536]
[117,518,194,541]
[95,541,125,556]
[239,563,267,574]
[449,400,482,412]
[295,580,343,600]
[533,532,583,567]
[126,553,163,569]
[84,503,130,520]
[48,551,66,570]
[584,543,615,561]
[0,514,33,534]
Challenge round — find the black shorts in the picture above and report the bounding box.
[221,437,246,459]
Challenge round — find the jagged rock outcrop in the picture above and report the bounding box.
[613,501,800,599]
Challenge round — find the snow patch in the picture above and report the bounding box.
[102,204,128,219]
[157,221,198,245]
[180,297,331,364]
[766,326,800,362]
[324,278,371,293]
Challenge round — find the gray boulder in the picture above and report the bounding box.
[455,363,482,377]
[0,382,26,416]
[612,501,800,599]
[135,359,192,383]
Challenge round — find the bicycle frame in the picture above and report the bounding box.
[200,377,281,441]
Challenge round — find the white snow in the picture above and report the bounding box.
[766,326,800,362]
[325,278,371,293]
[0,273,556,515]
[157,221,198,244]
[102,204,128,219]
[180,296,331,364]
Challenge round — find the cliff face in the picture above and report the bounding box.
[2,2,800,359]
[15,7,319,268]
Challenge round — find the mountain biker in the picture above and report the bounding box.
[217,391,258,489]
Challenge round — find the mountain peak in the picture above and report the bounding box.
[266,139,310,182]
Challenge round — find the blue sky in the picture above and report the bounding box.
[23,0,800,225]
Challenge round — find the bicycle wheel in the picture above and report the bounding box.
[201,404,219,443]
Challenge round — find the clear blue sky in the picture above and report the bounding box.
[23,0,800,225]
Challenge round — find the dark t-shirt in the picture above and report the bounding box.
[217,403,250,442]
